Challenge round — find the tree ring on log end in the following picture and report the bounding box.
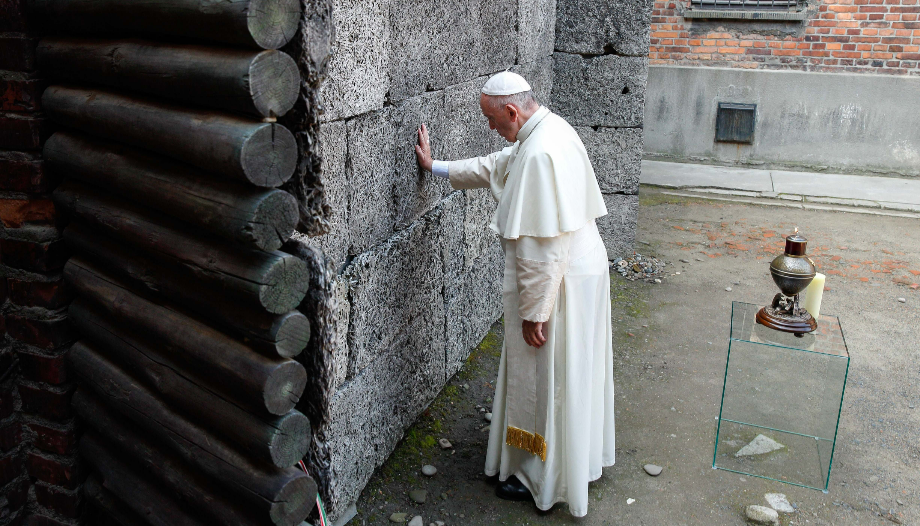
[250,51,301,119]
[241,124,298,187]
[269,474,316,526]
[269,411,312,468]
[259,255,309,314]
[264,360,307,415]
[271,311,311,358]
[248,0,302,50]
[250,189,299,251]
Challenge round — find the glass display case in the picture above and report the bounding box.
[713,301,850,492]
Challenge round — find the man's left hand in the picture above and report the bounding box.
[522,320,546,348]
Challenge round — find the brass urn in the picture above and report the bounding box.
[756,229,818,335]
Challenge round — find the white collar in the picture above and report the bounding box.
[516,106,550,144]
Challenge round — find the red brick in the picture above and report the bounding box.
[6,315,74,350]
[18,383,75,420]
[0,114,46,150]
[8,278,71,309]
[35,482,83,518]
[0,36,35,71]
[0,420,22,452]
[0,78,42,112]
[0,450,23,485]
[28,422,78,455]
[0,238,68,272]
[26,451,82,488]
[0,198,57,228]
[17,350,68,385]
[0,158,54,193]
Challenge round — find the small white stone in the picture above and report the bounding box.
[438,438,452,449]
[670,434,677,438]
[484,412,492,422]
[421,465,437,476]
[654,278,662,284]
[626,498,636,505]
[408,516,424,526]
[869,475,879,483]
[735,434,785,457]
[644,464,663,476]
[765,493,795,513]
[745,505,779,525]
[898,297,906,303]
[726,287,733,292]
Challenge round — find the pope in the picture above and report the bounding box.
[415,71,616,517]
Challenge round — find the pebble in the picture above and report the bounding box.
[654,278,662,284]
[462,384,469,390]
[441,493,448,500]
[869,476,879,483]
[389,512,408,523]
[479,407,486,413]
[481,425,490,432]
[409,490,427,504]
[408,517,423,526]
[644,464,663,476]
[421,465,437,476]
[725,287,733,292]
[484,412,492,422]
[764,493,795,513]
[680,259,690,263]
[626,498,636,505]
[898,297,906,303]
[670,434,677,438]
[897,499,905,506]
[735,434,784,457]
[745,505,779,525]
[438,438,452,449]
[670,407,676,411]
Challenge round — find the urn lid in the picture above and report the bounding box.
[784,229,808,256]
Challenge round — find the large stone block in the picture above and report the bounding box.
[463,188,498,270]
[555,0,651,57]
[390,90,454,231]
[445,243,503,378]
[343,206,447,377]
[320,0,390,121]
[331,275,351,391]
[440,192,467,285]
[318,121,350,269]
[576,126,643,194]
[388,0,517,102]
[512,56,555,108]
[324,326,445,519]
[346,109,398,255]
[439,77,505,162]
[518,0,557,64]
[596,193,638,260]
[552,53,647,128]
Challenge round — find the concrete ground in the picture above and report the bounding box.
[348,186,919,526]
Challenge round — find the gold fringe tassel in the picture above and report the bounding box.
[505,426,547,461]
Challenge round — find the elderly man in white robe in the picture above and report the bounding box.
[414,71,616,517]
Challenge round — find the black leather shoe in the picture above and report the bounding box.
[495,476,533,502]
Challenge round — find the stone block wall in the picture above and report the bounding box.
[312,0,649,519]
[553,0,651,259]
[1,2,80,523]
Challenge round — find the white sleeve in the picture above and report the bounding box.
[447,150,505,190]
[431,160,450,179]
[515,234,571,322]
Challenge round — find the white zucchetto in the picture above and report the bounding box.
[481,71,532,96]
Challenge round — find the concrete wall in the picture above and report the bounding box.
[644,65,920,177]
[314,0,649,518]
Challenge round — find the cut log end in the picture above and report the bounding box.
[241,124,298,187]
[248,0,302,50]
[272,311,310,358]
[250,51,301,119]
[269,473,317,526]
[264,361,306,416]
[269,411,312,468]
[251,189,299,251]
[259,255,309,314]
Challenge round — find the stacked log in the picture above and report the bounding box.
[30,0,322,522]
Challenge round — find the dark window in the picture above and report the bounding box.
[689,0,797,10]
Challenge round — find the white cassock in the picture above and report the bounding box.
[434,106,616,517]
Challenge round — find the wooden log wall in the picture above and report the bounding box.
[28,0,325,523]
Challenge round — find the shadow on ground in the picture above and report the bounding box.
[352,187,919,526]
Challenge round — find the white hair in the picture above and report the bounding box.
[484,90,539,111]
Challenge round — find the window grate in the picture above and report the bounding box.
[689,0,797,10]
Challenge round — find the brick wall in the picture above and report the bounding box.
[1,0,81,523]
[650,0,920,75]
